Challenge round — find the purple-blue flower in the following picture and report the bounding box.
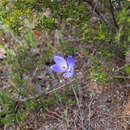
[50,56,75,78]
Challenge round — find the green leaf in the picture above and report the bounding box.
[125,65,130,74]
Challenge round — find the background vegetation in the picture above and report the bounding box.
[0,0,129,129]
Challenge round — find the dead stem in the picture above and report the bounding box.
[109,0,119,29]
[10,79,76,102]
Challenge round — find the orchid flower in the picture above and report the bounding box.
[50,56,75,78]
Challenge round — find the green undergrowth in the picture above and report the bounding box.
[0,85,77,128]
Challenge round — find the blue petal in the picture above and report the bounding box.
[50,64,66,72]
[63,67,74,78]
[67,56,75,67]
[63,72,74,78]
[54,56,67,67]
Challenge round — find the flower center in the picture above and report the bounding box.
[62,65,67,70]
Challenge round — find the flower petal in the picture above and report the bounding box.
[63,67,74,78]
[54,56,67,67]
[63,72,74,78]
[67,56,75,67]
[50,64,66,72]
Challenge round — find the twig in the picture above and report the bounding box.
[113,75,130,79]
[47,110,66,121]
[109,0,119,29]
[88,98,94,129]
[97,110,130,118]
[72,85,84,129]
[115,66,125,72]
[10,79,76,102]
[117,25,124,41]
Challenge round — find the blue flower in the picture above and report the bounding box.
[50,56,75,78]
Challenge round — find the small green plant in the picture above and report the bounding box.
[0,90,15,128]
[36,16,56,31]
[0,0,32,34]
[89,56,112,83]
